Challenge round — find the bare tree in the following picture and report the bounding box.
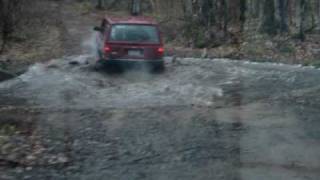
[279,0,289,33]
[240,0,246,32]
[96,0,104,9]
[131,0,141,15]
[0,0,24,53]
[299,0,306,41]
[261,0,277,35]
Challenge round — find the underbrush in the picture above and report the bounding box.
[74,1,94,14]
[303,60,320,68]
[0,0,63,72]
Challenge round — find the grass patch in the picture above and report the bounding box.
[0,61,8,70]
[278,43,295,54]
[182,20,209,48]
[242,43,267,56]
[0,124,18,136]
[75,1,94,14]
[303,60,320,68]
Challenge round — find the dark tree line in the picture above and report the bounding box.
[146,0,320,41]
[0,0,25,52]
[2,0,320,53]
[0,0,54,54]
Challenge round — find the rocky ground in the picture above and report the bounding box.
[1,1,320,180]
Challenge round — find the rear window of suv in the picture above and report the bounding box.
[109,24,160,43]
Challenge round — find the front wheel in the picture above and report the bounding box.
[150,62,165,73]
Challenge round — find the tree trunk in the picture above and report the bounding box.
[96,0,104,9]
[287,0,293,26]
[0,0,3,53]
[131,0,141,15]
[183,0,193,18]
[299,0,306,41]
[222,0,228,35]
[279,0,289,33]
[261,0,277,35]
[240,0,247,32]
[317,0,320,29]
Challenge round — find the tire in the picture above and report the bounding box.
[94,59,105,71]
[150,62,165,73]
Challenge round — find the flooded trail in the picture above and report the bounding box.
[1,56,320,180]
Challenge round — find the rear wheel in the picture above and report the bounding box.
[94,50,105,71]
[150,61,165,73]
[94,59,105,71]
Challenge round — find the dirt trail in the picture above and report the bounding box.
[1,1,320,180]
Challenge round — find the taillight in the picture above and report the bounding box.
[157,47,164,56]
[104,45,111,53]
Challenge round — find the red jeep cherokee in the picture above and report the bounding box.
[94,16,164,71]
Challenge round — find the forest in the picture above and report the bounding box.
[1,0,320,64]
[127,0,320,47]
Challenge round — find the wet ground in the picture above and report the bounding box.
[1,55,320,180]
[1,1,320,179]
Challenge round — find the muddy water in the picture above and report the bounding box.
[1,56,320,180]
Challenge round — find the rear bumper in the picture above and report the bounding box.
[103,58,164,64]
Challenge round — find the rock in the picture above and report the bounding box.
[46,63,59,69]
[265,41,274,49]
[0,174,15,180]
[201,48,208,59]
[68,55,90,65]
[23,175,32,180]
[0,69,16,81]
[26,155,36,161]
[69,60,80,65]
[48,155,69,165]
[25,167,33,171]
[311,48,320,57]
[171,56,182,65]
[15,168,24,173]
[57,156,69,164]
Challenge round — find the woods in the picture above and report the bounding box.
[0,0,25,52]
[1,0,320,63]
[0,0,59,54]
[119,0,320,46]
[87,0,320,48]
[1,0,320,51]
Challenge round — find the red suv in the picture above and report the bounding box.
[94,16,164,71]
